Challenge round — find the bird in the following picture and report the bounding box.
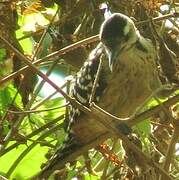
[38,13,162,178]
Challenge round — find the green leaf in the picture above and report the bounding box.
[16,29,33,54]
[36,32,52,58]
[0,141,49,179]
[135,119,151,135]
[22,13,49,33]
[0,49,6,60]
[84,174,99,180]
[40,97,65,120]
[0,86,11,109]
[0,85,22,116]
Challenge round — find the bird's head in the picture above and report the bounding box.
[100,13,139,71]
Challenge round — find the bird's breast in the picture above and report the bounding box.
[98,48,161,118]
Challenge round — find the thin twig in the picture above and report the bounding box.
[1,84,20,122]
[35,132,111,179]
[100,139,120,179]
[1,58,63,150]
[37,99,174,179]
[17,13,178,41]
[127,95,179,126]
[159,121,179,180]
[0,35,99,86]
[17,5,83,41]
[0,35,91,114]
[0,175,8,180]
[131,84,173,117]
[31,7,60,62]
[6,103,69,114]
[30,58,60,104]
[0,115,64,157]
[31,76,73,110]
[154,96,175,122]
[1,34,179,179]
[136,12,179,25]
[6,123,63,178]
[33,94,179,179]
[150,121,174,130]
[1,12,177,86]
[90,103,172,180]
[35,94,179,178]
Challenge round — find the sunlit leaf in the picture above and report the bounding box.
[135,119,151,135]
[0,141,49,179]
[22,13,49,33]
[0,49,6,60]
[16,29,33,54]
[0,86,12,109]
[84,174,99,180]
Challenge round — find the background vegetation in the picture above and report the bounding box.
[0,0,179,179]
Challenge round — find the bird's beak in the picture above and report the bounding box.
[108,49,119,72]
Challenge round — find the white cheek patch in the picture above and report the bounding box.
[123,21,130,35]
[123,20,138,45]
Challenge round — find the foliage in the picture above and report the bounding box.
[0,0,179,179]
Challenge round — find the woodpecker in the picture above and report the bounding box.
[39,13,162,178]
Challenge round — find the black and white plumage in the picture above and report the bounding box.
[39,13,162,178]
